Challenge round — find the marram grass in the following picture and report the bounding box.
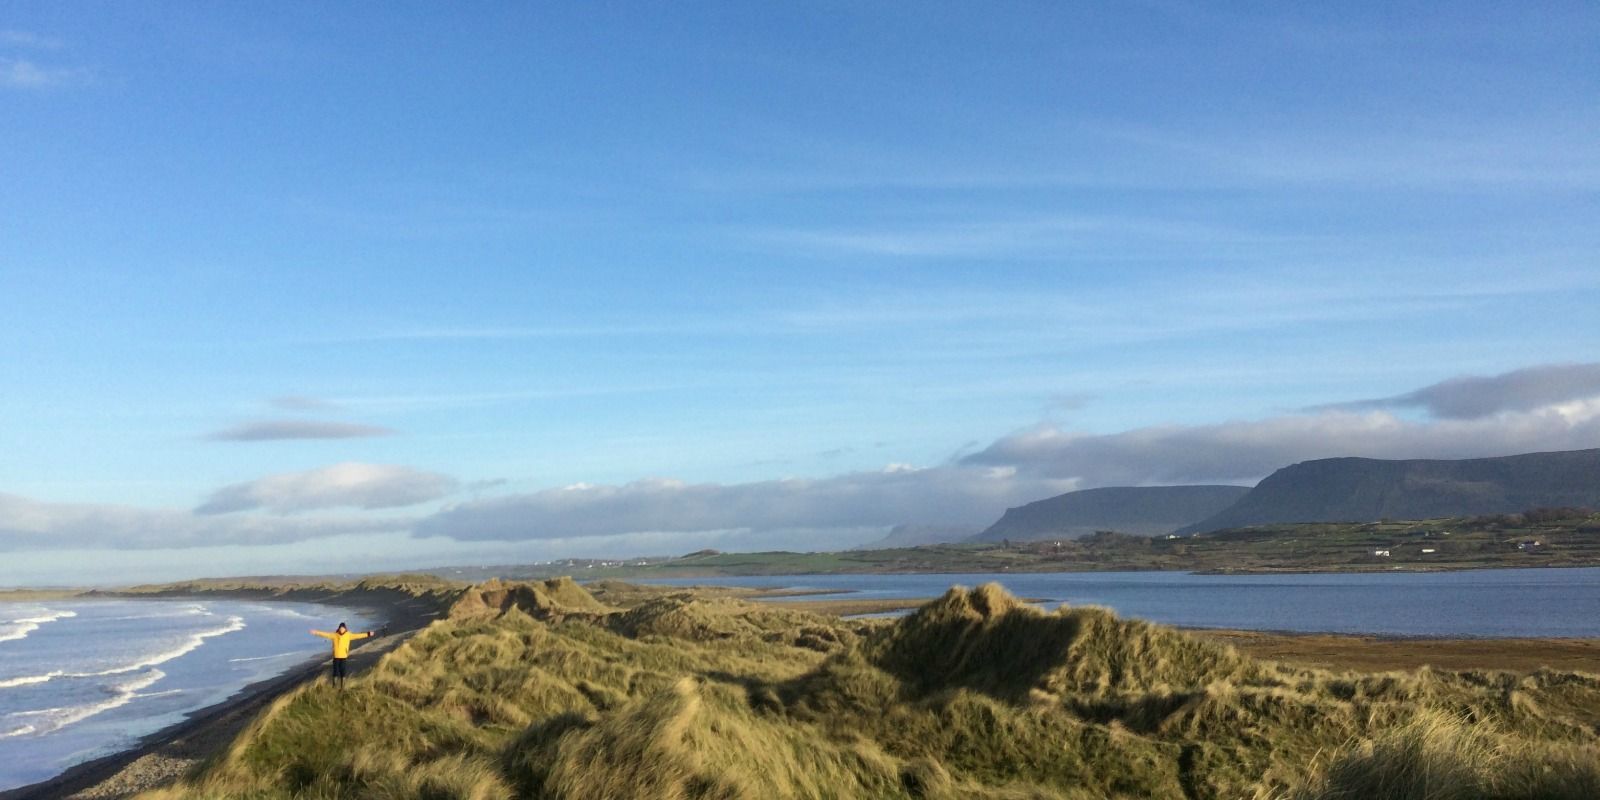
[138,580,1600,799]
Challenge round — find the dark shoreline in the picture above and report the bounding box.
[0,590,443,800]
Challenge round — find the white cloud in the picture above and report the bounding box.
[197,463,457,514]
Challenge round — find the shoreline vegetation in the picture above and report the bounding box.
[424,511,1600,582]
[3,575,1597,799]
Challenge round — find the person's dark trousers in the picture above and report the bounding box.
[331,657,348,687]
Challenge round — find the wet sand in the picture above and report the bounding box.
[1192,629,1600,673]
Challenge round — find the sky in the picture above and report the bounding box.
[2,3,1598,584]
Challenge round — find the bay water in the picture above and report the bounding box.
[646,567,1600,638]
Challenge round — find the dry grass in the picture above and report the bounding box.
[1287,710,1600,800]
[138,580,1600,800]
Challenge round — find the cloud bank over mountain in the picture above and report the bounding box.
[415,363,1600,544]
[1313,362,1600,419]
[3,363,1600,554]
[414,466,1068,542]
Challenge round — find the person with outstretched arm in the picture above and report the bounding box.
[310,622,379,690]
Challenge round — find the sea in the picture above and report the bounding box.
[645,566,1600,638]
[0,598,378,792]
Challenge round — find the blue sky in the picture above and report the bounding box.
[2,3,1598,584]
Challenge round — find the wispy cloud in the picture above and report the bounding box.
[269,395,342,412]
[746,214,1302,259]
[197,462,457,514]
[0,57,87,89]
[301,320,743,346]
[0,30,63,49]
[205,419,395,441]
[1080,118,1600,191]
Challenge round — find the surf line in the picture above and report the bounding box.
[0,610,78,644]
[2,669,167,737]
[0,616,245,689]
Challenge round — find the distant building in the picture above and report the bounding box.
[1372,549,1391,557]
[1421,548,1437,554]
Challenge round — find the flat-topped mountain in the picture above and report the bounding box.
[972,485,1252,541]
[1180,448,1600,534]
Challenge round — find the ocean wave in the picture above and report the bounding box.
[0,616,246,690]
[3,669,166,737]
[0,671,64,689]
[259,606,321,621]
[228,651,304,664]
[84,616,246,677]
[0,609,78,644]
[106,604,213,622]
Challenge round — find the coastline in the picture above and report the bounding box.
[0,589,443,800]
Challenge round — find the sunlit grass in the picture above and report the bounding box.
[140,578,1600,799]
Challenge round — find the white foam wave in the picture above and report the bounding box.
[0,724,36,739]
[0,616,246,691]
[85,616,246,677]
[5,669,166,736]
[228,651,302,664]
[263,606,321,621]
[0,609,77,644]
[0,671,64,689]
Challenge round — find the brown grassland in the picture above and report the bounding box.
[135,578,1600,799]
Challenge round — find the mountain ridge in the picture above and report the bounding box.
[972,484,1252,542]
[1180,448,1600,534]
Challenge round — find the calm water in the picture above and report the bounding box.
[644,567,1600,638]
[0,599,378,792]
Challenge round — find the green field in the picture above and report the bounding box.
[465,510,1600,581]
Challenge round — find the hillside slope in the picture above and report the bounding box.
[1181,448,1600,534]
[973,485,1251,541]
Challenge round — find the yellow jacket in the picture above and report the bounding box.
[312,629,373,659]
